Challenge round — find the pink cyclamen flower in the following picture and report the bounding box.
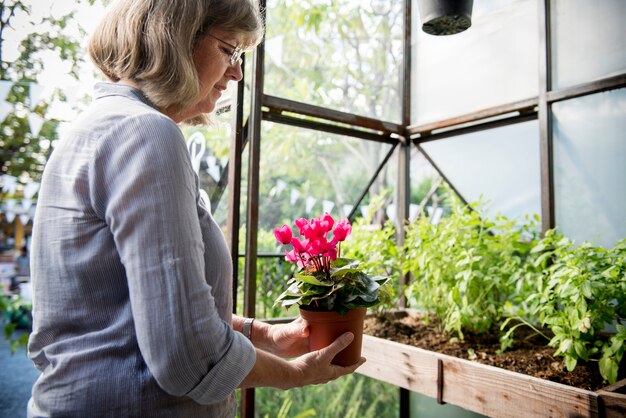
[304,218,325,240]
[285,249,298,263]
[333,219,352,242]
[318,212,335,233]
[309,237,334,256]
[294,218,309,235]
[274,224,293,245]
[290,237,309,254]
[285,249,305,269]
[324,247,338,261]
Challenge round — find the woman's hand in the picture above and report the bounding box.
[289,332,366,387]
[239,332,366,390]
[265,317,310,358]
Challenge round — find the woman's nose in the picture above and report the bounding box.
[227,59,243,81]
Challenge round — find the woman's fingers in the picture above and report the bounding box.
[268,317,311,358]
[288,331,366,386]
[319,332,354,359]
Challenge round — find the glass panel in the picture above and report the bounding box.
[420,120,541,222]
[258,123,394,229]
[181,111,232,230]
[552,88,626,248]
[411,0,538,125]
[381,145,453,224]
[265,0,403,123]
[253,374,399,417]
[551,0,626,89]
[406,147,457,222]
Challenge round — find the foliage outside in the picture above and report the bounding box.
[1,0,97,188]
[243,373,398,418]
[0,293,31,352]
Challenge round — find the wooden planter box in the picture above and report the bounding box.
[357,334,626,418]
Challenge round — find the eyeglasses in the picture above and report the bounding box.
[206,33,244,66]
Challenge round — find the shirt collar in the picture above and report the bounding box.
[93,82,159,111]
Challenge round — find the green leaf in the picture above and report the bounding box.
[581,281,592,299]
[564,355,577,372]
[3,322,16,339]
[599,357,618,384]
[294,272,333,286]
[330,258,360,269]
[278,297,301,307]
[574,341,589,361]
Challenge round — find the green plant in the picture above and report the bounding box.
[342,218,400,311]
[503,231,626,384]
[274,213,388,315]
[256,256,300,319]
[249,374,398,418]
[403,197,539,337]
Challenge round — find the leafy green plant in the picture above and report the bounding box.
[403,195,625,384]
[503,231,626,383]
[403,197,539,338]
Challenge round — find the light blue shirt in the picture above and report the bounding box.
[28,82,255,417]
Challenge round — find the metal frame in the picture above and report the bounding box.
[538,0,554,232]
[227,1,626,416]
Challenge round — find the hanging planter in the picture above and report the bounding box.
[417,0,474,36]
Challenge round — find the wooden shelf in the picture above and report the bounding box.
[357,334,625,418]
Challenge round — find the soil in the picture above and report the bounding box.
[363,310,623,392]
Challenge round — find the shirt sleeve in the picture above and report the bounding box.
[89,112,256,404]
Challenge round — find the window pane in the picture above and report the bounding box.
[552,88,626,248]
[258,123,394,234]
[265,0,403,123]
[420,120,541,222]
[411,0,538,125]
[551,0,626,89]
[181,111,232,229]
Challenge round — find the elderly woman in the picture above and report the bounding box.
[27,0,364,417]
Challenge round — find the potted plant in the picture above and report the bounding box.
[274,212,388,366]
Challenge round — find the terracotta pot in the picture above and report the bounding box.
[299,306,367,366]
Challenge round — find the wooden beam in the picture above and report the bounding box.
[262,111,396,144]
[407,98,538,137]
[241,2,266,415]
[547,73,626,104]
[413,111,536,144]
[263,94,404,136]
[598,378,626,418]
